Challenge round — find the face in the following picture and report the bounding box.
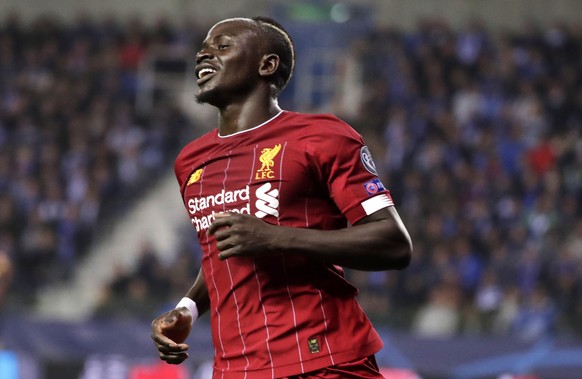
[195,19,263,106]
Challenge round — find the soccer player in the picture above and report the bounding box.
[151,16,413,379]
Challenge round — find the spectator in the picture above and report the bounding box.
[3,13,582,341]
[0,14,198,305]
[510,285,556,341]
[412,281,461,337]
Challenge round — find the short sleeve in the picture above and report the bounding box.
[307,117,394,224]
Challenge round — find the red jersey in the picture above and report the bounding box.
[174,111,394,378]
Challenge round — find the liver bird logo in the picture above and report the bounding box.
[255,144,281,179]
[258,144,281,172]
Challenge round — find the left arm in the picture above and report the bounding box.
[208,206,412,271]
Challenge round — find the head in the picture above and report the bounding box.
[194,17,295,106]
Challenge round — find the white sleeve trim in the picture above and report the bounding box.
[361,194,394,215]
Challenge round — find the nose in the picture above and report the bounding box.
[196,49,213,64]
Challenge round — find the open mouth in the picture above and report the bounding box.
[196,67,217,85]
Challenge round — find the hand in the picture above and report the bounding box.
[151,308,192,364]
[208,212,282,260]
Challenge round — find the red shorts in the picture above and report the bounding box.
[282,355,384,379]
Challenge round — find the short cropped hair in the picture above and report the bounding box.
[251,16,296,94]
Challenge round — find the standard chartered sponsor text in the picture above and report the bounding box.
[188,186,249,213]
[188,186,250,231]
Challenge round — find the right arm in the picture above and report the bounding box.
[151,268,210,364]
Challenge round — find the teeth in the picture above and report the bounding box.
[198,68,216,79]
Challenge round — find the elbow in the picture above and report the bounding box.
[386,234,413,271]
[393,246,412,270]
[392,242,412,270]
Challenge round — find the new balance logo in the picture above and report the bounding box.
[255,182,279,218]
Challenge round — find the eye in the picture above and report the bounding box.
[218,44,229,50]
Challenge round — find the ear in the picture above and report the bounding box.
[258,53,280,78]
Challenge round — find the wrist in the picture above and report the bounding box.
[268,225,291,252]
[175,297,199,323]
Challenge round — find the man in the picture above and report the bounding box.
[0,248,12,346]
[151,16,413,379]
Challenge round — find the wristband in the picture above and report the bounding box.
[176,297,199,323]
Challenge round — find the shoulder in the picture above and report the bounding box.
[284,111,353,129]
[176,129,216,160]
[174,129,217,181]
[283,111,362,141]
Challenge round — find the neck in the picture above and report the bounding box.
[217,93,282,136]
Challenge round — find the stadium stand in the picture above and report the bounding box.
[1,13,582,345]
[0,13,200,312]
[341,18,582,339]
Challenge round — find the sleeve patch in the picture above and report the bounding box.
[360,146,379,175]
[361,194,394,215]
[363,178,386,195]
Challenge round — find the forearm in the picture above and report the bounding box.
[183,269,210,317]
[272,207,412,271]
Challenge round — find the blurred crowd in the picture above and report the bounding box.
[340,18,582,341]
[92,235,201,321]
[0,14,197,307]
[2,13,582,342]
